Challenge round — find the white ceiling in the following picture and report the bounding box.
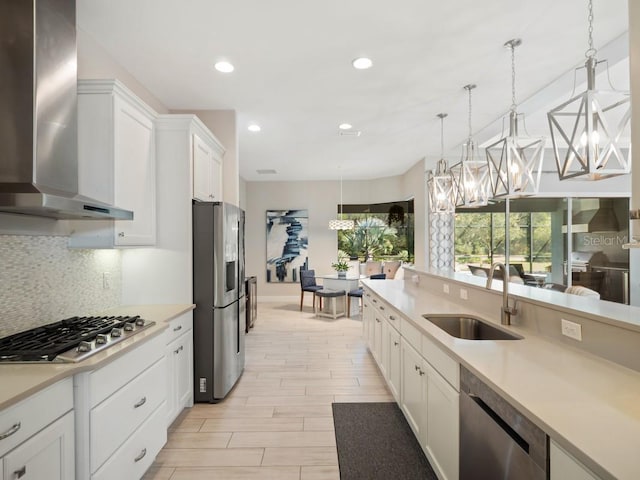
[77,0,630,182]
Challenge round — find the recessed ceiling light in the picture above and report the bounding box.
[214,61,234,73]
[248,124,261,132]
[352,57,373,70]
[339,123,352,130]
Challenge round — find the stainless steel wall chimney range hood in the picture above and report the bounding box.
[0,0,133,220]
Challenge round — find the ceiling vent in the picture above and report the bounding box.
[256,169,277,175]
[339,130,362,137]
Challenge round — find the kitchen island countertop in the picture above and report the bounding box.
[0,304,194,411]
[363,277,640,480]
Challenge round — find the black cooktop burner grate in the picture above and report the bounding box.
[0,315,140,362]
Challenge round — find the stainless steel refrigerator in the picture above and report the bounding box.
[193,201,246,402]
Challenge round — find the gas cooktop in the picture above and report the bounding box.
[0,315,155,363]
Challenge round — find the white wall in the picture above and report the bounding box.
[78,28,168,114]
[245,160,426,298]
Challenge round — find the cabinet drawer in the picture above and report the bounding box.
[165,312,193,345]
[400,317,422,352]
[422,334,459,391]
[91,402,167,480]
[90,356,166,472]
[3,410,75,480]
[0,378,73,458]
[90,332,165,407]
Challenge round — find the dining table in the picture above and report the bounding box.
[317,273,367,317]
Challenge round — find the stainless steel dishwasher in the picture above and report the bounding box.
[460,366,548,480]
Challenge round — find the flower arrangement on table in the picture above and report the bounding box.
[331,260,350,276]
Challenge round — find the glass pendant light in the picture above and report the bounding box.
[547,0,631,180]
[328,169,354,230]
[486,39,544,198]
[451,84,490,207]
[427,113,456,213]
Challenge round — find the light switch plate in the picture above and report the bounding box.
[443,283,449,294]
[561,319,582,341]
[460,289,468,300]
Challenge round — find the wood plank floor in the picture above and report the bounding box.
[143,301,391,480]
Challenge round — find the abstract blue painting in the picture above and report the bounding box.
[266,209,308,283]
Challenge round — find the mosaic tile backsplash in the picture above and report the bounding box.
[0,235,121,338]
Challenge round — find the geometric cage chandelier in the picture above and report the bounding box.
[486,39,545,198]
[547,0,631,180]
[451,84,491,208]
[427,113,456,213]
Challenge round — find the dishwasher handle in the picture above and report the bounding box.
[468,393,529,454]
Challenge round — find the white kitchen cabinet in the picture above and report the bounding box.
[373,311,383,367]
[425,361,459,480]
[165,313,194,427]
[551,440,600,480]
[70,79,157,248]
[3,411,74,480]
[362,294,374,347]
[0,379,74,480]
[400,338,427,444]
[193,133,223,201]
[74,333,167,480]
[386,322,402,401]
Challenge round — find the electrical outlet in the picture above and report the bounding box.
[460,288,468,300]
[561,319,582,341]
[103,272,112,290]
[443,283,449,294]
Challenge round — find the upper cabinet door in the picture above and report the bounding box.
[113,96,156,245]
[71,79,157,248]
[192,133,214,201]
[192,133,223,202]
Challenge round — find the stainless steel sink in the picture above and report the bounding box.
[422,314,522,340]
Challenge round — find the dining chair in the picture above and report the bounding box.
[347,273,386,317]
[300,268,323,311]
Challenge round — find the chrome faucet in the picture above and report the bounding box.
[486,262,517,325]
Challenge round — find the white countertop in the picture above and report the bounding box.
[0,304,194,411]
[363,278,640,480]
[407,265,640,333]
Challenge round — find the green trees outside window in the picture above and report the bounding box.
[336,200,414,263]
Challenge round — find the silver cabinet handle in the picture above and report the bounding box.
[375,319,381,323]
[118,232,125,237]
[133,397,147,408]
[173,325,183,332]
[415,365,420,371]
[380,305,385,310]
[394,341,399,346]
[419,369,425,376]
[0,422,21,440]
[372,299,377,303]
[174,345,184,354]
[14,466,26,479]
[389,315,396,321]
[134,448,147,462]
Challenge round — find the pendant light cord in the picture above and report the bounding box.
[440,115,445,159]
[585,0,597,59]
[339,171,343,220]
[510,42,517,113]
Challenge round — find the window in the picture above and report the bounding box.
[336,200,414,263]
[453,197,630,304]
